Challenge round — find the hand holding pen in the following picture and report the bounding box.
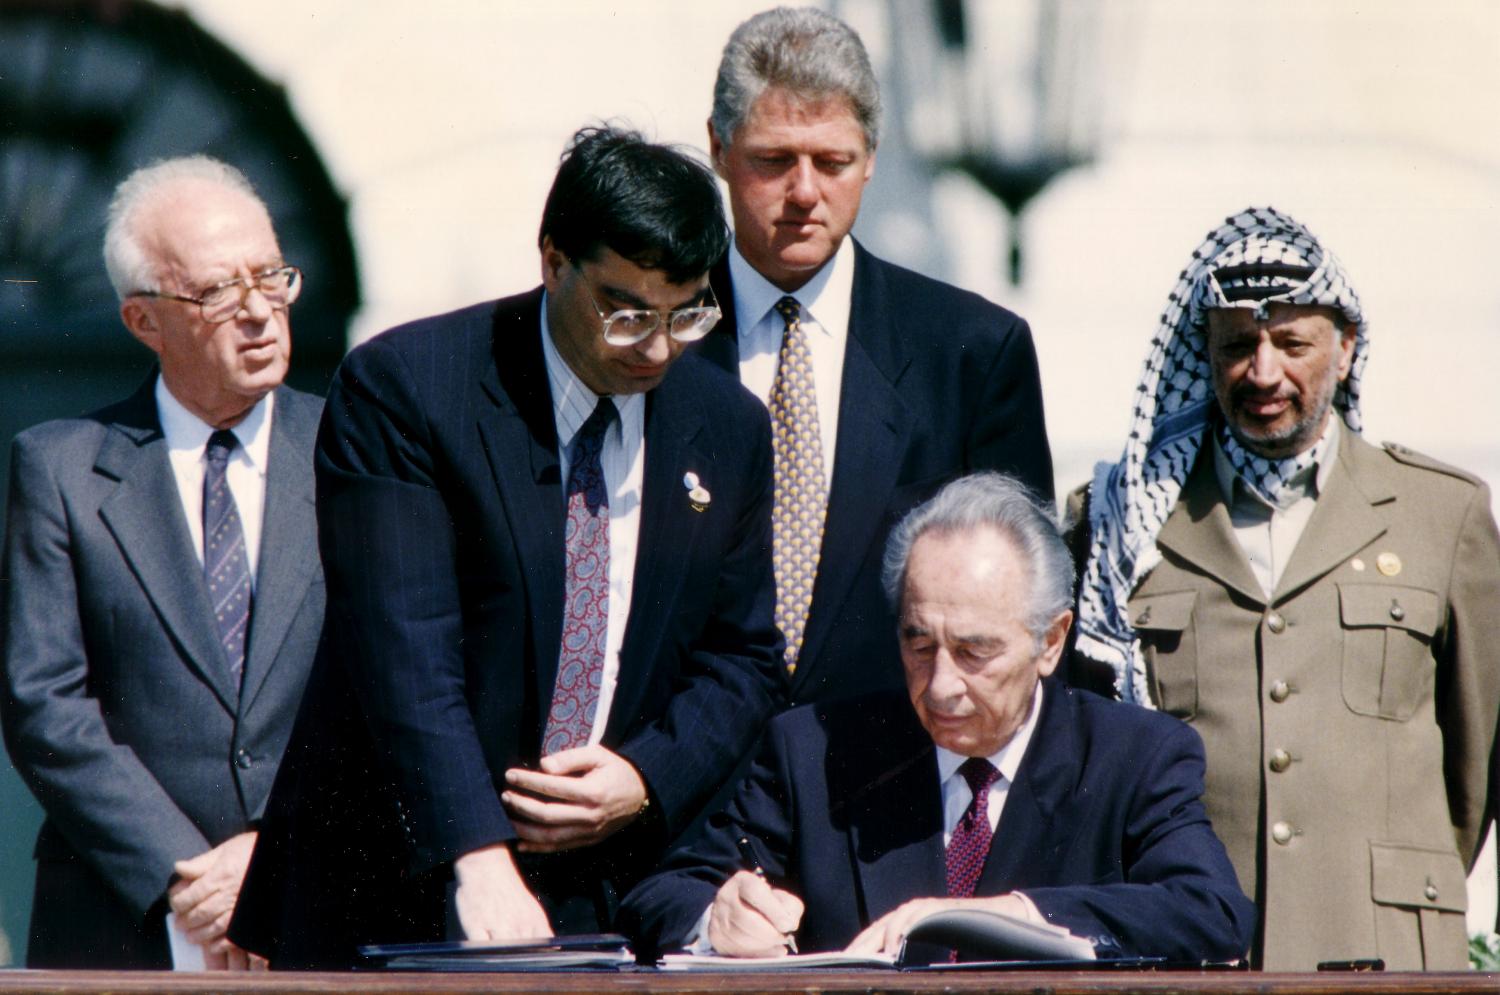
[704,835,804,957]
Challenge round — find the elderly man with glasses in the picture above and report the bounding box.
[228,125,784,968]
[0,155,325,970]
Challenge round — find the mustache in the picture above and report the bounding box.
[1230,383,1298,405]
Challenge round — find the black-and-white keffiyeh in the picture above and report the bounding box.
[1074,206,1369,703]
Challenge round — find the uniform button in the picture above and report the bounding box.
[1269,749,1292,773]
[1424,883,1439,902]
[1389,602,1405,621]
[235,748,253,770]
[1269,680,1291,703]
[1271,821,1294,845]
[1266,612,1286,634]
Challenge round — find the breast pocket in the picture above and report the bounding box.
[1127,590,1198,719]
[1339,584,1441,721]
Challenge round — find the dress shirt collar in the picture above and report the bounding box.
[539,293,643,448]
[727,236,855,343]
[935,680,1046,789]
[1212,414,1340,511]
[154,373,273,473]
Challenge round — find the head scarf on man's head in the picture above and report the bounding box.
[1074,206,1369,703]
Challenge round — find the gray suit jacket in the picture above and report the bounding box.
[0,376,324,967]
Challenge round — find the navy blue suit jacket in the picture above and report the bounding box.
[695,243,1053,704]
[231,291,784,966]
[618,681,1255,962]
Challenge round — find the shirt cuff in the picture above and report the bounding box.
[685,904,719,955]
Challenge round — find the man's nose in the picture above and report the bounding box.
[238,285,275,323]
[786,159,819,209]
[633,327,673,365]
[1246,339,1283,388]
[927,649,967,702]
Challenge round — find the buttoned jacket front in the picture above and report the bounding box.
[1125,427,1500,969]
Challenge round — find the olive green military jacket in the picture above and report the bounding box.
[1084,428,1500,970]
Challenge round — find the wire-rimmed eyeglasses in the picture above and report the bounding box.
[573,261,721,347]
[129,265,302,324]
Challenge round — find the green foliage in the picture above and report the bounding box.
[1471,932,1500,971]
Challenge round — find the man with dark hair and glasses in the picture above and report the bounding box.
[229,125,783,967]
[0,155,325,970]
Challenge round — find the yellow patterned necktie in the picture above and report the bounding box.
[770,296,828,674]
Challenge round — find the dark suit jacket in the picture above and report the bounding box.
[231,290,784,967]
[0,379,325,968]
[695,242,1053,704]
[618,681,1256,962]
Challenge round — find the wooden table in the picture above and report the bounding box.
[0,970,1494,995]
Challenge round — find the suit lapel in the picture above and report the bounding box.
[845,712,946,922]
[1153,447,1266,606]
[977,682,1083,894]
[605,376,709,741]
[240,389,320,713]
[1273,428,1391,602]
[476,293,567,707]
[95,380,239,712]
[694,257,741,375]
[796,246,912,687]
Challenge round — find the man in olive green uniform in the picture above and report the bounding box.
[1071,206,1500,969]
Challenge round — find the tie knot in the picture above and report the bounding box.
[958,757,999,797]
[773,296,801,330]
[571,398,617,460]
[205,429,238,465]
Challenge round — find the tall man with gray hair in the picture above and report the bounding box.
[694,7,1054,706]
[0,156,324,969]
[620,473,1254,963]
[1070,206,1500,969]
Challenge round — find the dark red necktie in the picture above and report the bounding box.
[945,757,1001,898]
[541,399,617,755]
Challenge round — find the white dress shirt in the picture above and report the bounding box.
[1212,417,1340,596]
[156,376,272,584]
[540,296,646,745]
[935,681,1045,845]
[728,238,854,486]
[688,682,1051,952]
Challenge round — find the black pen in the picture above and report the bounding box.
[735,835,798,953]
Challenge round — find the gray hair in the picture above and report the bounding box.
[882,473,1075,646]
[712,6,881,150]
[102,155,265,300]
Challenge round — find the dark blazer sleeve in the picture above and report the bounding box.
[316,339,512,871]
[612,383,784,836]
[617,706,799,952]
[966,312,1054,503]
[0,427,211,915]
[1021,719,1256,961]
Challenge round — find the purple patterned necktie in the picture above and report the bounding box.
[946,757,1001,898]
[542,398,617,755]
[203,429,252,691]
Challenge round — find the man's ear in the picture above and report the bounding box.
[1335,323,1357,381]
[707,119,728,179]
[539,236,567,292]
[120,299,163,356]
[1034,609,1073,679]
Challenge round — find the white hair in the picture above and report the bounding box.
[882,473,1074,647]
[102,155,265,300]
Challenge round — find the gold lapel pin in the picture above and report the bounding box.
[684,472,710,512]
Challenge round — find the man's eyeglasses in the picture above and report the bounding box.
[129,265,302,324]
[574,262,721,347]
